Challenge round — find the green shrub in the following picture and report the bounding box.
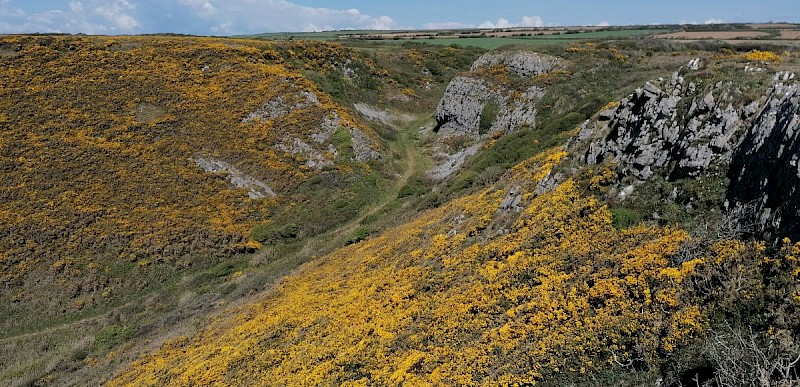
[398,177,429,198]
[610,207,641,230]
[251,223,300,243]
[93,325,133,351]
[478,100,500,135]
[346,226,371,245]
[332,126,354,160]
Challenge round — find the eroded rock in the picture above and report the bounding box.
[191,157,275,199]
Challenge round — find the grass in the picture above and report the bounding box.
[8,33,794,386]
[420,37,578,49]
[0,36,458,385]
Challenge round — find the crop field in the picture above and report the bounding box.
[654,31,771,39]
[419,37,575,49]
[247,27,671,48]
[781,30,800,39]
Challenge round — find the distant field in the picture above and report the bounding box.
[420,37,576,49]
[246,30,392,40]
[748,23,799,29]
[654,31,771,39]
[780,30,800,39]
[418,29,669,49]
[532,29,670,39]
[246,28,670,47]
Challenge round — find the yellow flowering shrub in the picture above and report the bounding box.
[111,149,706,385]
[0,35,379,330]
[742,50,782,63]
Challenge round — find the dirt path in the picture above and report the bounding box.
[0,114,426,381]
[319,123,420,247]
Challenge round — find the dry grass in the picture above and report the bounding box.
[654,31,770,39]
[748,23,799,29]
[780,30,800,40]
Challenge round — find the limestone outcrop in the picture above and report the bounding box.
[569,59,800,239]
[429,51,558,179]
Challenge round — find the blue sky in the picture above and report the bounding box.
[0,0,798,35]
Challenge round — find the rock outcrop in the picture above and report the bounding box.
[434,51,558,138]
[434,76,493,137]
[578,71,750,180]
[428,51,558,179]
[570,59,800,239]
[243,89,382,168]
[471,51,562,77]
[727,83,800,237]
[191,156,276,199]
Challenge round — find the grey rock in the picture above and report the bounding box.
[572,68,800,239]
[349,127,382,162]
[579,70,748,180]
[243,91,319,123]
[191,157,276,199]
[499,186,524,212]
[618,185,635,200]
[471,51,562,77]
[429,51,557,179]
[687,58,702,71]
[727,84,800,238]
[428,144,482,181]
[433,76,493,137]
[276,137,334,169]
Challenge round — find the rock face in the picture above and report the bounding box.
[428,51,558,179]
[471,51,562,76]
[579,71,749,180]
[572,59,800,239]
[727,83,800,237]
[434,76,492,137]
[433,51,557,138]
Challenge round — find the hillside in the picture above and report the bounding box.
[0,34,388,331]
[3,33,800,386]
[0,35,480,384]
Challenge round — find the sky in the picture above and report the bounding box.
[0,0,798,36]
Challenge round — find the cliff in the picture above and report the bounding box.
[428,51,560,179]
[569,57,800,239]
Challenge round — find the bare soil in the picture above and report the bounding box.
[780,30,800,40]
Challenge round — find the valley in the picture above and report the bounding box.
[1,26,800,386]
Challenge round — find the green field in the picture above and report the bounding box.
[246,28,671,48]
[419,37,572,49]
[419,29,670,49]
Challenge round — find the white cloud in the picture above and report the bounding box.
[0,0,138,34]
[0,0,398,35]
[188,0,398,34]
[479,16,546,29]
[597,21,611,27]
[422,21,473,30]
[680,18,724,26]
[178,0,217,17]
[422,15,552,31]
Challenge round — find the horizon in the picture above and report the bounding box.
[1,0,799,36]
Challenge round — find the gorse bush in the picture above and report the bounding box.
[0,34,380,333]
[111,150,708,385]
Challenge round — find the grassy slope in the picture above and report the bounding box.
[109,148,738,386]
[0,35,482,385]
[6,35,800,385]
[110,42,800,386]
